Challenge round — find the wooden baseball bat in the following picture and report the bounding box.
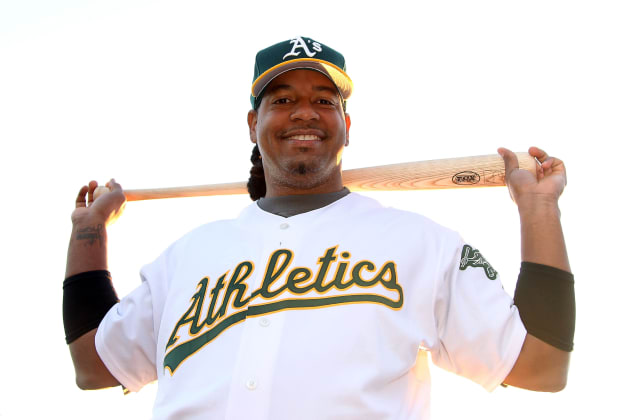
[123,152,537,201]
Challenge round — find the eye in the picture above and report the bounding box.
[273,98,291,104]
[316,98,336,106]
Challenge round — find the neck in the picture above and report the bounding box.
[264,169,344,198]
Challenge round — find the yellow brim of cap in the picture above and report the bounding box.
[251,58,353,100]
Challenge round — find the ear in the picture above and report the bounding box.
[247,109,258,144]
[344,113,351,146]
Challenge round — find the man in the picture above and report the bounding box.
[63,36,574,419]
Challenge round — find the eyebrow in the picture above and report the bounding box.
[265,84,292,94]
[313,85,340,95]
[266,84,339,96]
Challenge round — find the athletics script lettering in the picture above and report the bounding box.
[164,245,403,373]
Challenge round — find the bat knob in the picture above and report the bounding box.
[94,186,111,200]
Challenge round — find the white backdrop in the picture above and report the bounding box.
[1,1,628,418]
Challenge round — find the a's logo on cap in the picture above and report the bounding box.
[283,36,323,60]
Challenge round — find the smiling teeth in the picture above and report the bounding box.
[289,135,320,141]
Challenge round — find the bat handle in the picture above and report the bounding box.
[124,181,248,201]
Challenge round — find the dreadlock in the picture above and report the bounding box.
[247,144,266,201]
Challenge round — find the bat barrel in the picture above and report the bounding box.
[342,152,536,191]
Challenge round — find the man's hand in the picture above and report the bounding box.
[498,146,567,206]
[498,146,570,271]
[72,179,127,227]
[66,179,126,278]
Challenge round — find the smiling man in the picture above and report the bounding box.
[248,69,350,195]
[63,36,575,420]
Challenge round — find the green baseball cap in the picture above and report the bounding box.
[250,36,353,109]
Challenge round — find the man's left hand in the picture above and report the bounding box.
[499,146,567,206]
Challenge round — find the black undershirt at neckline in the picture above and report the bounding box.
[256,188,350,218]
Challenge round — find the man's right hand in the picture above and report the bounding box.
[66,179,125,278]
[72,179,127,227]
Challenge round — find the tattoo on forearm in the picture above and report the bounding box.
[75,224,104,247]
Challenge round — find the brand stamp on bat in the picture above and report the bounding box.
[452,171,481,185]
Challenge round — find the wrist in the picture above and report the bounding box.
[66,219,109,278]
[517,194,561,220]
[71,217,107,247]
[517,194,570,272]
[71,212,108,229]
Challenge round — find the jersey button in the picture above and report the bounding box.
[259,317,270,327]
[246,379,258,390]
[279,223,290,230]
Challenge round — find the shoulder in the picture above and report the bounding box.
[145,202,258,267]
[179,202,260,242]
[345,192,460,240]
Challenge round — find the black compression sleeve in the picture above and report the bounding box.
[514,262,575,352]
[63,270,119,344]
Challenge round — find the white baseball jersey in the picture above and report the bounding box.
[95,192,526,420]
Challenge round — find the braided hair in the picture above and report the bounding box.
[246,144,266,200]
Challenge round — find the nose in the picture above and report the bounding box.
[290,100,319,121]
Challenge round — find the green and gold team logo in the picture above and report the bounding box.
[164,245,403,374]
[459,245,497,280]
